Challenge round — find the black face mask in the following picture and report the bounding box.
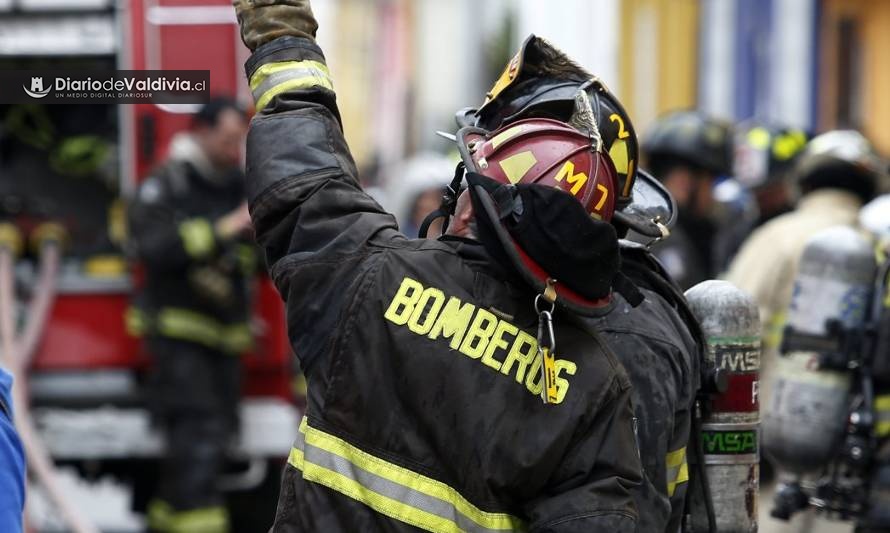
[466,172,621,304]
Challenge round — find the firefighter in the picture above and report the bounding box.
[641,110,734,289]
[709,122,810,271]
[726,130,883,394]
[726,130,885,533]
[127,98,254,533]
[234,2,643,531]
[472,36,703,532]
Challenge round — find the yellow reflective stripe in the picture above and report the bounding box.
[290,418,524,532]
[248,60,330,90]
[235,243,258,275]
[288,444,304,469]
[764,311,786,349]
[157,308,220,346]
[666,447,689,497]
[125,306,147,336]
[222,323,253,353]
[178,218,215,259]
[147,499,228,533]
[746,127,771,149]
[250,60,333,112]
[156,308,250,354]
[876,395,890,438]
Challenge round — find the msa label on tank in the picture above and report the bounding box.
[701,429,758,455]
[714,345,760,373]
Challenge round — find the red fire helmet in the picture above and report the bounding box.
[457,118,618,222]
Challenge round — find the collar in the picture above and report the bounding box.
[439,236,514,280]
[798,188,862,213]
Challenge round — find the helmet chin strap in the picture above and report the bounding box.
[418,162,466,238]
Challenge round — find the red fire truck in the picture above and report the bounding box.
[0,0,299,529]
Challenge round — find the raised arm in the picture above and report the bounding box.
[234,0,403,372]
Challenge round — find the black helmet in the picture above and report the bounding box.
[734,121,808,190]
[469,35,674,239]
[793,130,885,202]
[642,110,733,176]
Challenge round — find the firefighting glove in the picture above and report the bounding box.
[232,0,318,51]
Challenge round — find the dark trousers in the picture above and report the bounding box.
[147,336,241,512]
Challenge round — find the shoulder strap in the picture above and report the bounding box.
[419,162,465,238]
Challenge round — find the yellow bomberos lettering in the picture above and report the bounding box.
[428,297,475,349]
[384,277,424,325]
[554,359,577,404]
[460,308,498,359]
[408,287,446,335]
[553,161,588,196]
[481,320,518,371]
[526,351,544,395]
[384,277,577,403]
[501,331,537,383]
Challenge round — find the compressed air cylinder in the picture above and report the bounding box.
[762,226,875,474]
[686,280,760,533]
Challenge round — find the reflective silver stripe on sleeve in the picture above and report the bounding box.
[290,420,525,533]
[249,60,333,111]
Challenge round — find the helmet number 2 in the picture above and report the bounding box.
[609,113,630,139]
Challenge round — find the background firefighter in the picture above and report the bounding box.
[127,98,255,533]
[729,130,886,533]
[233,1,646,531]
[640,110,735,290]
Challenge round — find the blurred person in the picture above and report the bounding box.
[0,365,25,533]
[234,3,644,531]
[711,123,808,272]
[380,152,455,237]
[711,176,760,272]
[733,122,809,228]
[725,130,885,533]
[127,97,255,533]
[471,37,703,533]
[642,110,734,289]
[726,130,883,366]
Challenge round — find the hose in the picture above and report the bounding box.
[0,226,100,533]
